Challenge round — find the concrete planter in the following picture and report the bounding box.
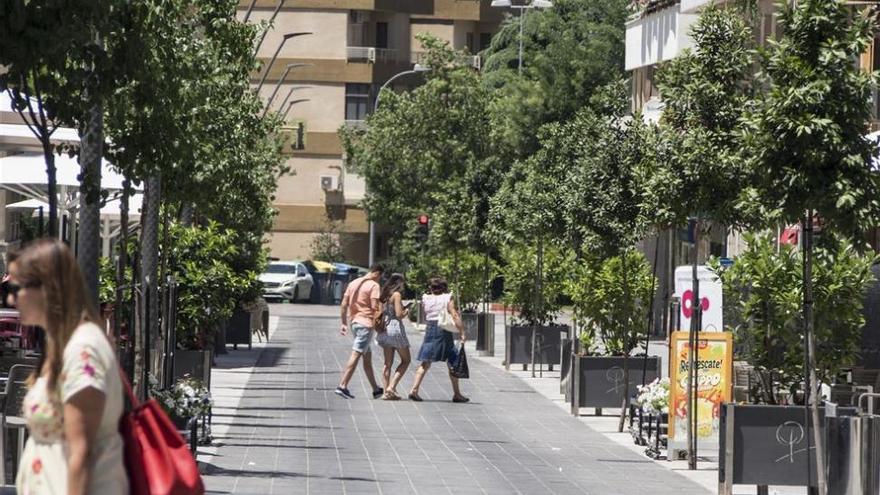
[172,349,213,387]
[225,307,252,350]
[571,355,660,412]
[505,324,570,370]
[461,312,495,356]
[719,404,829,493]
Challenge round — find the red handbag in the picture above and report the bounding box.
[118,370,205,495]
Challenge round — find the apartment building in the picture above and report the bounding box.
[239,1,503,265]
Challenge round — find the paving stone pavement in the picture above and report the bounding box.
[201,306,710,495]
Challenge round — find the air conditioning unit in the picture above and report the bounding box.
[350,10,369,24]
[320,175,340,192]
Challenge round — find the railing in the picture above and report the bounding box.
[346,47,399,63]
[343,119,367,130]
[411,51,481,70]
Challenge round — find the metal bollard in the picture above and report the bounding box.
[826,394,880,495]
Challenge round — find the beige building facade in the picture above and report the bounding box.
[239,0,503,265]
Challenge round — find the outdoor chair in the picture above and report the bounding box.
[0,357,38,377]
[1,364,34,482]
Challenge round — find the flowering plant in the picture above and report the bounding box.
[149,374,212,420]
[635,377,669,414]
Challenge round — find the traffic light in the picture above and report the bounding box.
[416,214,430,244]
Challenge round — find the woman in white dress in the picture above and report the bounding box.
[375,273,411,400]
[10,239,128,494]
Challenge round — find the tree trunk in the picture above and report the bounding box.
[642,235,661,385]
[77,101,103,309]
[687,219,701,470]
[618,248,631,433]
[802,211,826,494]
[114,178,131,342]
[531,238,544,378]
[136,176,161,399]
[40,137,59,238]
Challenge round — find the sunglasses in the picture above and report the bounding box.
[7,281,38,300]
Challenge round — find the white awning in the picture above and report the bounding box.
[5,198,49,210]
[0,153,125,189]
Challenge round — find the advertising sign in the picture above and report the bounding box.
[668,331,733,455]
[674,265,723,332]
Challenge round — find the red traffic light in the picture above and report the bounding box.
[418,214,430,225]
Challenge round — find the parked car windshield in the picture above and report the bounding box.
[265,264,298,274]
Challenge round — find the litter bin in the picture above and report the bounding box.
[309,272,330,304]
[826,393,880,494]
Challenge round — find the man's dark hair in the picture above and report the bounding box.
[369,263,385,275]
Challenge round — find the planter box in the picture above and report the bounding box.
[572,355,660,410]
[225,307,252,350]
[461,312,495,356]
[719,404,828,493]
[172,350,213,387]
[506,325,570,370]
[560,338,572,397]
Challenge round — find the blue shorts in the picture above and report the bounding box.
[351,323,373,354]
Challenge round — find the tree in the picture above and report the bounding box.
[481,0,628,158]
[644,5,756,464]
[0,0,120,243]
[741,1,880,488]
[714,234,877,405]
[341,35,496,268]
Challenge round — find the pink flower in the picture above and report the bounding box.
[30,404,38,413]
[80,350,91,361]
[83,363,96,377]
[32,458,42,474]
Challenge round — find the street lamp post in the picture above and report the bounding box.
[367,64,431,267]
[490,0,553,75]
[263,63,312,116]
[256,32,312,92]
[278,86,312,115]
[283,99,310,121]
[253,0,288,54]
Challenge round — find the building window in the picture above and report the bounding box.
[345,83,372,121]
[479,33,492,51]
[376,22,388,49]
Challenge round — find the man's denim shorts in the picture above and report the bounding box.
[351,323,373,354]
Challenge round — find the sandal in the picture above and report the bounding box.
[408,392,423,402]
[452,395,470,403]
[382,392,400,401]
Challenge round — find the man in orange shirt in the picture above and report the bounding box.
[335,264,385,399]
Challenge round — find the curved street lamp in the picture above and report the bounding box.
[491,0,553,75]
[367,63,432,267]
[257,32,312,92]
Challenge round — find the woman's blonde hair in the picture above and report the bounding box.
[14,239,99,390]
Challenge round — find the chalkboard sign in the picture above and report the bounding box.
[577,356,660,409]
[859,264,880,368]
[719,404,823,488]
[507,325,569,366]
[560,338,572,397]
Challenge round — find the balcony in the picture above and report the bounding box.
[346,47,400,64]
[411,51,481,70]
[625,1,696,71]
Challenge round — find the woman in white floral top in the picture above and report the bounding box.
[9,239,128,494]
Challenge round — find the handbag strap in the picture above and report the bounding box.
[118,367,141,408]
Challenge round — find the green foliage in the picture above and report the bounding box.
[647,5,756,228]
[566,250,655,356]
[742,0,880,234]
[713,234,877,403]
[164,221,250,350]
[408,249,497,312]
[482,0,629,158]
[499,243,571,326]
[341,34,497,259]
[309,219,351,263]
[564,81,653,257]
[98,257,115,304]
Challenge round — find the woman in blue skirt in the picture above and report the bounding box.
[409,277,469,403]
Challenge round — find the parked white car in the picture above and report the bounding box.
[259,261,313,303]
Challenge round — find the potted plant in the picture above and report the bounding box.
[714,234,876,491]
[149,374,213,450]
[565,251,660,416]
[500,243,571,371]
